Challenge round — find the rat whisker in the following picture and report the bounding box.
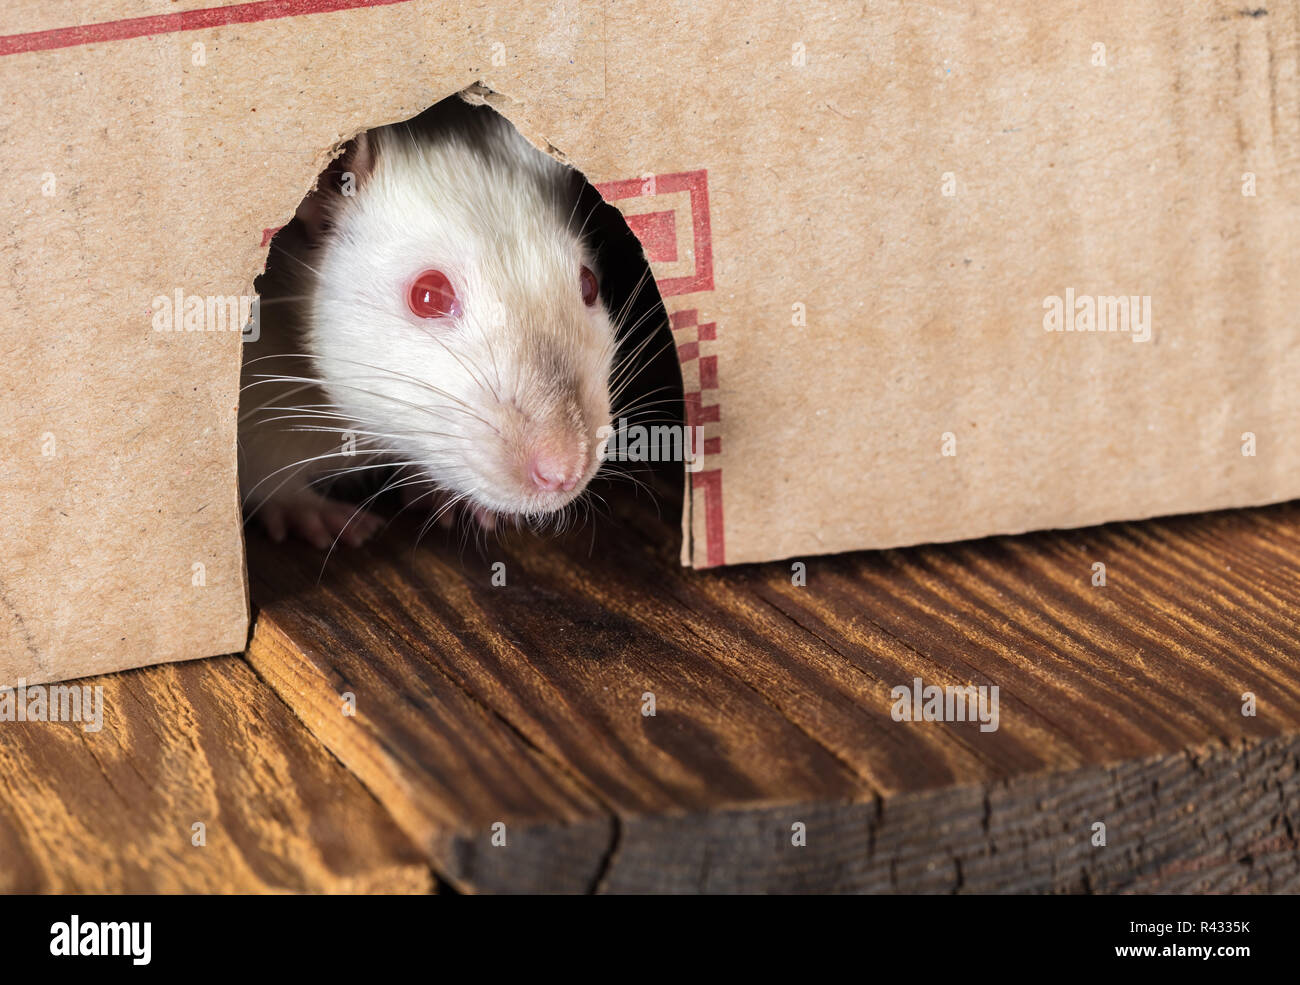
[267,239,325,279]
[254,418,470,444]
[610,387,682,418]
[254,395,496,435]
[240,445,395,509]
[609,312,673,378]
[610,306,668,354]
[610,266,654,330]
[609,335,679,404]
[573,197,605,246]
[245,354,499,429]
[316,469,437,579]
[246,374,498,437]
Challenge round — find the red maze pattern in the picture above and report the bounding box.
[594,170,723,566]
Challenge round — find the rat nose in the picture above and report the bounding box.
[529,431,587,492]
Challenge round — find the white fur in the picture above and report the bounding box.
[240,102,615,533]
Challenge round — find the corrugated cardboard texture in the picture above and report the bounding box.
[2,1,1298,683]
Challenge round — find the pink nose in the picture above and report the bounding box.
[529,435,586,492]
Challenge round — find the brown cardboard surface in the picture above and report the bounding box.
[2,1,1298,683]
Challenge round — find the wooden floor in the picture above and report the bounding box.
[5,470,1300,892]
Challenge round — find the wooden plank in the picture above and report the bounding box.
[594,736,1300,893]
[245,473,1300,892]
[0,655,432,893]
[245,496,871,891]
[247,615,615,893]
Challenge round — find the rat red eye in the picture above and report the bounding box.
[580,265,599,307]
[408,269,461,319]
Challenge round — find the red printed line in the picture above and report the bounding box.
[694,470,725,567]
[670,308,698,331]
[594,170,713,297]
[623,210,678,263]
[0,0,415,57]
[698,354,718,390]
[684,392,720,426]
[695,403,720,425]
[596,172,722,566]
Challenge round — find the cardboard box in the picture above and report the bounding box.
[3,0,1298,685]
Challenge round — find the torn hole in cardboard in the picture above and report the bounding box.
[238,87,684,571]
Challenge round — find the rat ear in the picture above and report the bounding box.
[295,131,374,240]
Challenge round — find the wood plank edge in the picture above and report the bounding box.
[246,613,616,894]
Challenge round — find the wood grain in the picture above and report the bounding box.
[0,655,432,893]
[246,470,1300,892]
[595,736,1300,893]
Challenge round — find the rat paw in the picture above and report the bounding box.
[256,491,383,549]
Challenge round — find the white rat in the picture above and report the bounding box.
[240,97,618,548]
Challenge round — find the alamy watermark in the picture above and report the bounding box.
[598,419,706,472]
[890,677,999,733]
[50,915,150,965]
[1043,288,1151,342]
[151,289,260,340]
[0,679,104,733]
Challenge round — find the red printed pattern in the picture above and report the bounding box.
[595,170,724,566]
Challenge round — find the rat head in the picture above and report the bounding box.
[299,104,615,521]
